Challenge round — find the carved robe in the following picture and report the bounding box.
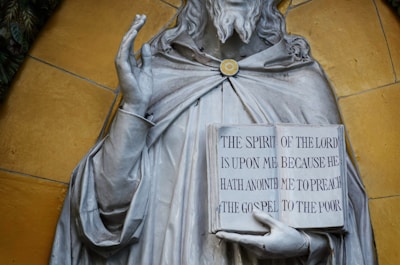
[50,33,376,265]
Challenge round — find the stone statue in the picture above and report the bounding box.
[50,0,377,264]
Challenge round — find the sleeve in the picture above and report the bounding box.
[305,232,332,265]
[69,108,155,258]
[93,108,154,223]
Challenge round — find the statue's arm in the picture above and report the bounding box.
[91,15,154,225]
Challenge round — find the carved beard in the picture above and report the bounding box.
[206,0,263,43]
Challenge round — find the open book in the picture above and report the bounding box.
[206,124,347,234]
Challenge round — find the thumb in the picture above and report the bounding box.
[141,43,152,73]
[253,210,282,229]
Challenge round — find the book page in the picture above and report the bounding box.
[276,124,346,229]
[214,125,278,233]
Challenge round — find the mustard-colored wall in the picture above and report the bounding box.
[0,0,399,264]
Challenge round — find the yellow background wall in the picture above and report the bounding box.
[0,0,399,264]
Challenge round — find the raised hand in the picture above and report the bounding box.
[115,14,153,116]
[216,211,314,259]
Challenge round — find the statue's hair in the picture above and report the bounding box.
[256,0,286,46]
[155,0,310,59]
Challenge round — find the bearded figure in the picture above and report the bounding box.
[50,0,377,264]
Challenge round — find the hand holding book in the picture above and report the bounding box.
[216,210,310,259]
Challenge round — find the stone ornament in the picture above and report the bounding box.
[220,59,239,76]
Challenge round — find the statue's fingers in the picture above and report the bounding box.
[218,231,285,259]
[141,43,152,74]
[131,14,147,34]
[253,210,282,229]
[117,14,146,62]
[116,29,138,71]
[123,15,147,68]
[127,14,147,53]
[216,231,239,242]
[217,231,282,258]
[129,52,137,68]
[217,232,263,246]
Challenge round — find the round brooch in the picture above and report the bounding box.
[220,59,239,76]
